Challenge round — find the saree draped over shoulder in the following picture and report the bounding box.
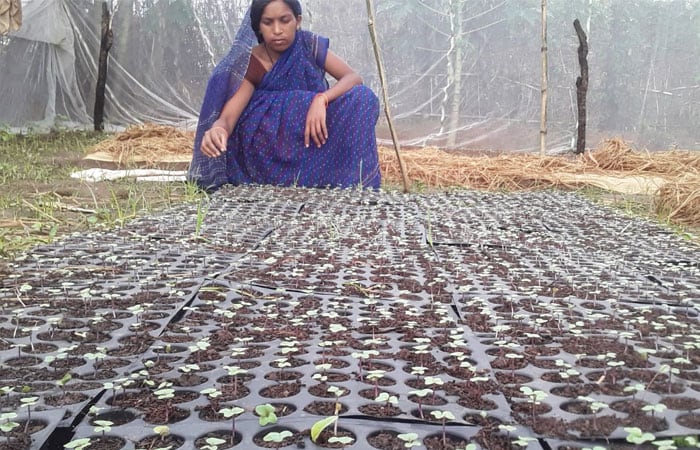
[189,27,381,191]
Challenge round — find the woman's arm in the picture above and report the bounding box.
[304,50,363,148]
[201,79,255,158]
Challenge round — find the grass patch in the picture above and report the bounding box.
[0,130,202,259]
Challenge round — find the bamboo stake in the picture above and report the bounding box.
[540,0,548,156]
[365,0,410,193]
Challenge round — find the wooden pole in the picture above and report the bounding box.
[573,19,589,154]
[94,1,113,132]
[539,0,548,156]
[365,0,410,193]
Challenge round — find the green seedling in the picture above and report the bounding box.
[409,388,433,419]
[200,436,227,450]
[624,427,655,445]
[64,438,92,450]
[93,420,113,435]
[219,406,244,445]
[375,392,398,412]
[200,387,223,412]
[255,403,278,426]
[431,410,455,447]
[397,432,421,448]
[20,396,38,433]
[223,365,247,395]
[263,430,293,449]
[520,386,548,421]
[1,412,20,444]
[154,386,175,424]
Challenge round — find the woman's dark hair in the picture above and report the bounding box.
[250,0,303,43]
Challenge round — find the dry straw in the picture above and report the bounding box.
[90,123,195,167]
[89,126,700,226]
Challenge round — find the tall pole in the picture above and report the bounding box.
[540,0,548,155]
[365,0,410,193]
[94,1,113,132]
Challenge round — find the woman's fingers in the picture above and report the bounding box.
[307,121,327,148]
[201,128,228,158]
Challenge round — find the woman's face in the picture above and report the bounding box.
[259,0,301,54]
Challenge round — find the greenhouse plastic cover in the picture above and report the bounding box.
[0,0,698,152]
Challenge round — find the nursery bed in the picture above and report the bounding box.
[0,185,698,450]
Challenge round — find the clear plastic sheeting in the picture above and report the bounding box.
[0,0,698,152]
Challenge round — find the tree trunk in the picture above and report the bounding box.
[573,19,588,155]
[447,0,465,148]
[94,1,113,132]
[539,0,548,155]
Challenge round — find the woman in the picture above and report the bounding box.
[188,0,381,190]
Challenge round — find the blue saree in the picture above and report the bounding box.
[188,16,381,191]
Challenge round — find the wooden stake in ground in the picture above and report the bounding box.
[94,1,113,132]
[365,0,410,193]
[539,0,548,156]
[574,19,589,155]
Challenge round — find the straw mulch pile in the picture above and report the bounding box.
[88,123,195,166]
[88,125,700,226]
[379,138,700,226]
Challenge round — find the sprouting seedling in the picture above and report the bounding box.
[577,396,608,432]
[327,386,346,415]
[411,366,427,383]
[200,387,222,412]
[397,432,421,448]
[223,365,247,395]
[230,347,248,365]
[188,337,211,363]
[63,438,92,450]
[624,427,655,446]
[498,424,516,438]
[513,436,536,447]
[651,439,678,450]
[375,392,398,413]
[642,403,667,418]
[151,425,171,447]
[328,436,354,448]
[424,376,444,401]
[200,436,227,450]
[1,412,19,443]
[93,420,113,436]
[520,386,548,421]
[430,410,455,447]
[178,363,200,379]
[366,369,386,398]
[351,349,379,381]
[255,403,278,426]
[328,323,347,334]
[623,383,646,400]
[154,386,175,423]
[84,348,107,376]
[20,396,38,433]
[409,388,433,419]
[505,352,524,377]
[263,430,293,449]
[272,357,291,381]
[0,386,13,403]
[219,406,244,445]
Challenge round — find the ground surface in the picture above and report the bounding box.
[1,185,698,450]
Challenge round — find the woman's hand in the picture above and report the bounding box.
[304,94,328,148]
[201,126,229,158]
